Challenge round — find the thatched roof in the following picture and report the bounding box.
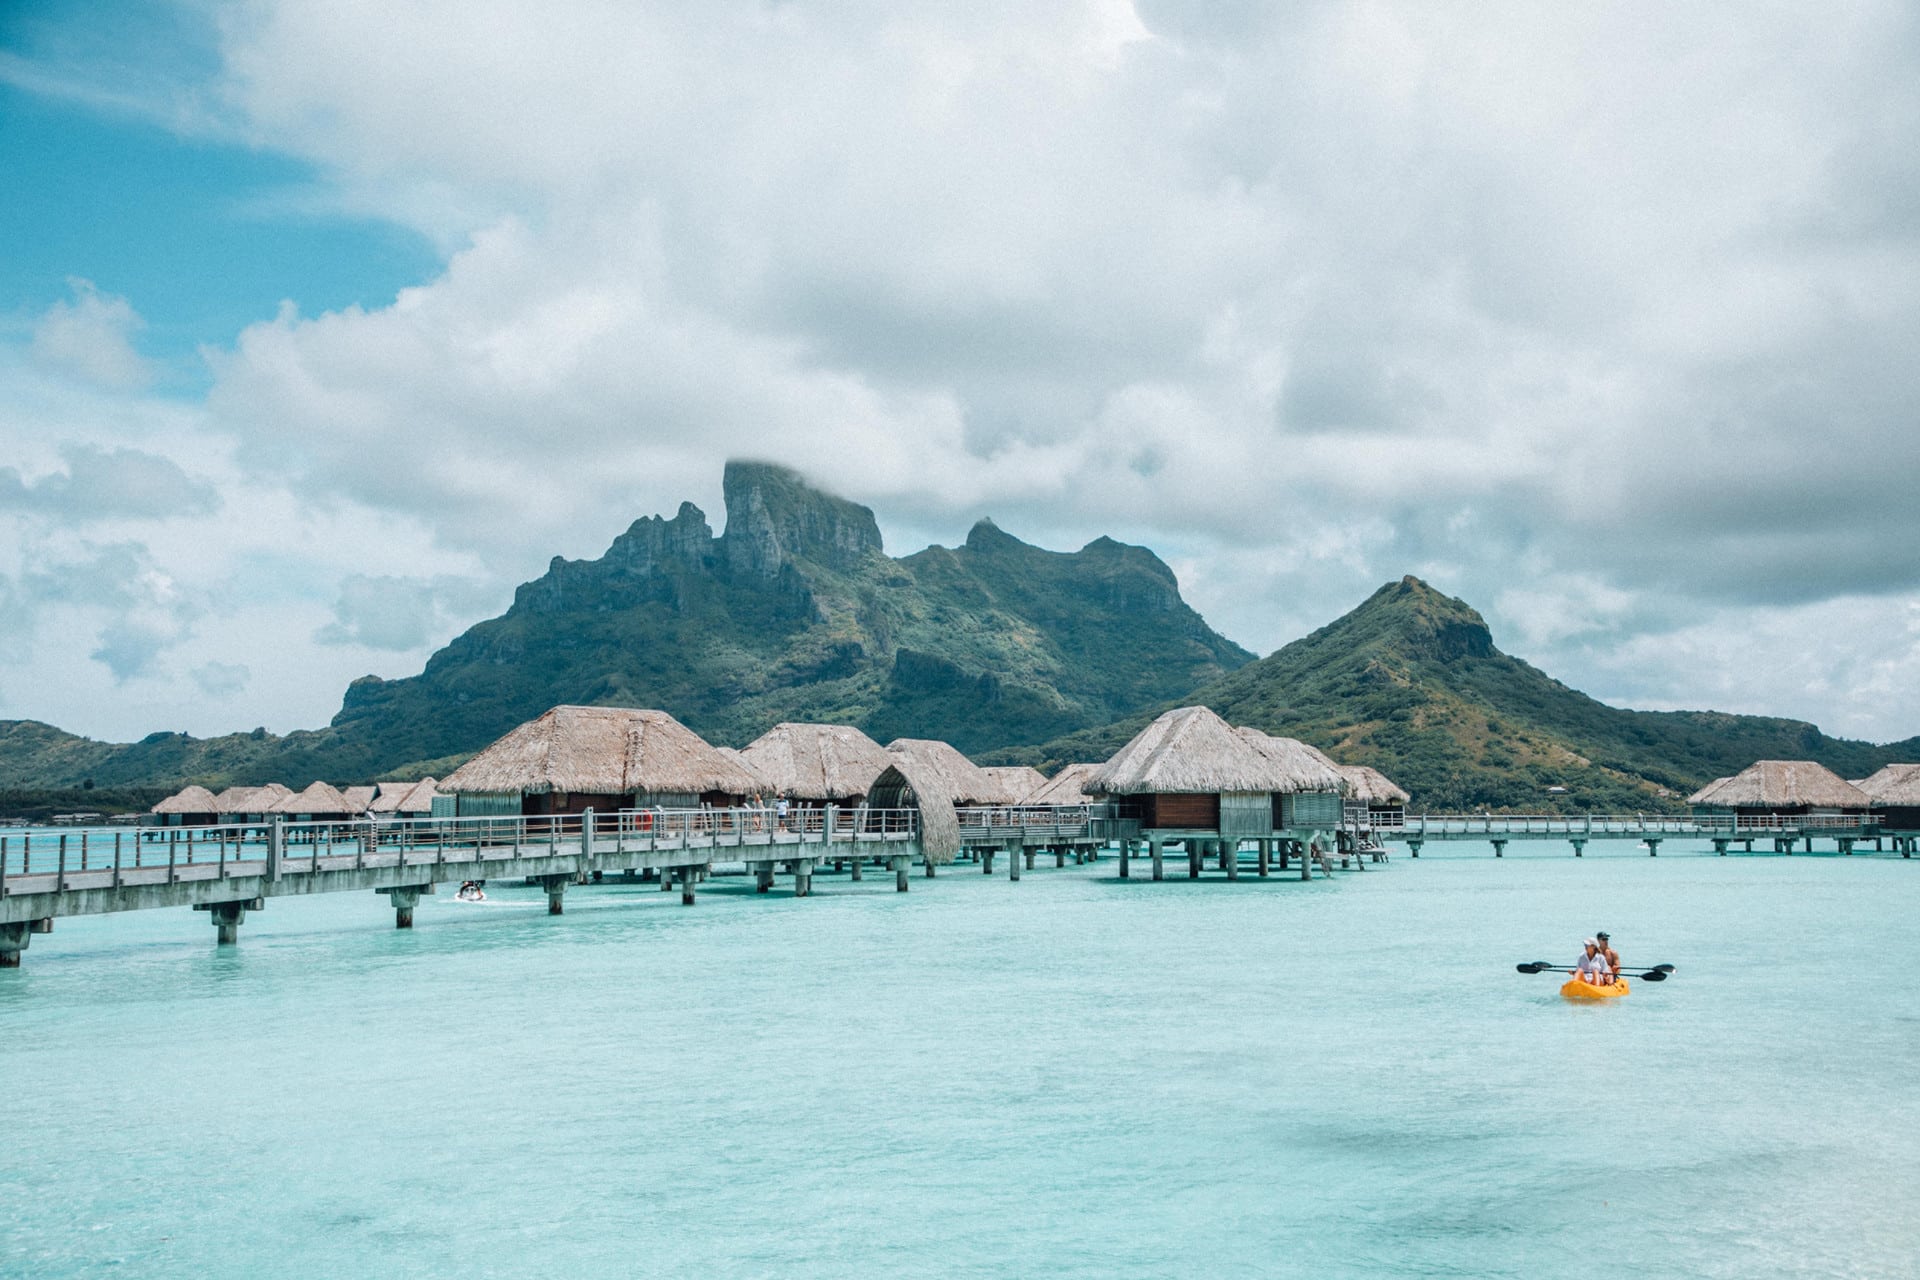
[866,760,960,864]
[885,738,1016,805]
[737,723,892,801]
[269,780,359,816]
[213,782,292,814]
[369,778,438,815]
[340,786,377,814]
[1853,764,1920,805]
[1026,763,1105,805]
[1688,761,1871,809]
[152,785,218,815]
[1234,729,1348,793]
[1336,764,1410,806]
[981,765,1050,801]
[440,706,760,797]
[1092,707,1338,795]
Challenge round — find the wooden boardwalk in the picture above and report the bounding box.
[0,802,1117,965]
[1366,812,1910,857]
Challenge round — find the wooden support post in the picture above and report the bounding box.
[1407,840,1421,858]
[794,864,812,897]
[849,857,862,881]
[1570,839,1585,857]
[1024,848,1036,870]
[1225,840,1239,880]
[1299,841,1310,882]
[661,865,675,890]
[924,854,936,878]
[1258,841,1270,877]
[0,921,30,967]
[1646,839,1661,857]
[1010,846,1021,881]
[1118,839,1130,879]
[385,885,427,928]
[1712,839,1728,856]
[1055,847,1065,868]
[1491,839,1506,858]
[1150,838,1164,881]
[895,856,909,892]
[680,867,696,906]
[982,850,995,875]
[755,863,774,892]
[546,876,568,914]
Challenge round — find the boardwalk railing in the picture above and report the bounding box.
[1387,812,1884,839]
[954,804,1110,840]
[1,807,921,892]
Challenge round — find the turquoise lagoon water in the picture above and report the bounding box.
[3,844,1916,1278]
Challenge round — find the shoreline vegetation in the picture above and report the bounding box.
[3,466,1914,819]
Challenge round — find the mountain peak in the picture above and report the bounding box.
[1348,576,1494,661]
[720,459,884,579]
[963,517,1023,552]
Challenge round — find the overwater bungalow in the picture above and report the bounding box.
[1853,764,1920,833]
[885,738,1019,806]
[735,723,892,808]
[1687,761,1874,827]
[212,782,292,823]
[1091,707,1346,879]
[1335,764,1411,828]
[151,785,219,827]
[369,778,439,817]
[1025,762,1104,806]
[340,785,378,815]
[269,781,360,822]
[438,705,760,818]
[980,765,1049,802]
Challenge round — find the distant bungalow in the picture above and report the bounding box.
[150,784,219,827]
[269,781,360,822]
[369,777,439,818]
[1026,763,1104,806]
[980,765,1049,802]
[214,783,291,823]
[1853,764,1920,833]
[1687,760,1874,824]
[1335,764,1411,828]
[438,705,760,817]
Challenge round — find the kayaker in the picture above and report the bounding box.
[1596,932,1619,984]
[1575,938,1606,982]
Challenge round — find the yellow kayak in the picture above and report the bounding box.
[1561,976,1630,1000]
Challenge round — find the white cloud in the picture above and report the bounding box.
[28,279,158,390]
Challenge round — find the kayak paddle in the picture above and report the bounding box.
[1516,962,1675,980]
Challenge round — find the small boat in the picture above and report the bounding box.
[1561,976,1630,1000]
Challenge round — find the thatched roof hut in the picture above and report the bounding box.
[1094,708,1309,795]
[152,785,218,816]
[980,765,1050,802]
[1855,764,1920,804]
[865,759,960,865]
[885,738,1015,806]
[1335,764,1411,807]
[340,785,377,814]
[440,706,760,812]
[1026,762,1105,805]
[369,778,438,815]
[1688,761,1871,811]
[737,723,892,802]
[1852,765,1920,828]
[269,781,359,817]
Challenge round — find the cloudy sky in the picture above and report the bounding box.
[3,0,1918,745]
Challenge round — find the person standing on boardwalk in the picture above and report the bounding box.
[1596,932,1620,984]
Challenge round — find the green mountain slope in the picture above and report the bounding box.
[0,461,1251,792]
[1003,576,1920,810]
